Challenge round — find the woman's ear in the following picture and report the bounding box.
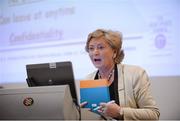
[113,53,116,58]
[113,52,117,58]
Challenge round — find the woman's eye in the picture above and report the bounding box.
[88,47,94,51]
[98,46,105,50]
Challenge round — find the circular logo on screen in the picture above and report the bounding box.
[154,34,166,49]
[23,97,34,106]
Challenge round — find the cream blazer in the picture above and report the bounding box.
[85,64,160,120]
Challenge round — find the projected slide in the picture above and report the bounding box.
[0,0,180,84]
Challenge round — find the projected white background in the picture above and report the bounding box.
[0,0,179,84]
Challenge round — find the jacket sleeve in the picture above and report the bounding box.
[123,67,160,120]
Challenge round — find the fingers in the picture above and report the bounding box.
[80,101,88,108]
[97,102,107,113]
[98,101,115,114]
[99,100,115,107]
[99,102,107,107]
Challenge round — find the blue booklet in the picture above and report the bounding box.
[80,79,110,110]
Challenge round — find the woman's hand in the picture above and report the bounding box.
[98,102,121,118]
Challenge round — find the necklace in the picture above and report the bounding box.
[98,69,114,82]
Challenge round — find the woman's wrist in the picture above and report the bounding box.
[119,107,124,116]
[116,107,124,120]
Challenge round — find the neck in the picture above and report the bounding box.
[98,64,115,81]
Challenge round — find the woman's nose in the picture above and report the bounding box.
[92,48,99,55]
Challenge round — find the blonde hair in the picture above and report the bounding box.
[85,29,124,64]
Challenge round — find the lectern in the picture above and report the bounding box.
[0,85,79,120]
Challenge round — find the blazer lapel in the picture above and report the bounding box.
[117,64,126,106]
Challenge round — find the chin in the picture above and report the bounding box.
[94,64,102,69]
[92,60,103,68]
